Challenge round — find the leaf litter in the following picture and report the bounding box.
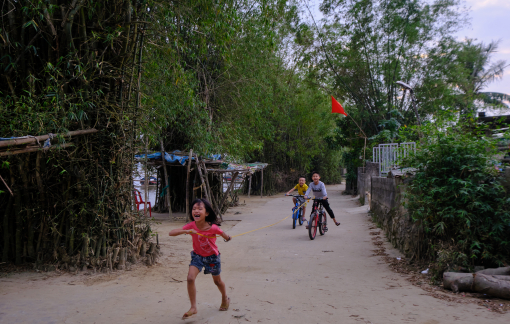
[368,222,510,314]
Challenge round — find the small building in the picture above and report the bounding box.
[135,150,267,220]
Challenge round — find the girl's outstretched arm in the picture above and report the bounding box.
[220,232,231,241]
[169,229,197,236]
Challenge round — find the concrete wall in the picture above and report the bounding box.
[369,176,421,259]
[357,162,422,258]
[357,162,379,204]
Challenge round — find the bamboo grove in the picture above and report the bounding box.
[0,0,150,266]
[0,0,342,266]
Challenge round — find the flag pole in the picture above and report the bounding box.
[334,95,367,169]
[346,114,367,170]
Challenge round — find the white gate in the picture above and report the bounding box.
[373,142,416,176]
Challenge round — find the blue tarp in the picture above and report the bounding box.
[0,136,33,141]
[135,150,221,165]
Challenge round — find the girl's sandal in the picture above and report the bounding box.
[335,221,341,226]
[219,297,230,311]
[182,310,197,320]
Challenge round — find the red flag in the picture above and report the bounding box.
[331,96,347,116]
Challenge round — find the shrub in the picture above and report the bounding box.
[404,125,510,273]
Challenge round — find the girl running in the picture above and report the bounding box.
[169,198,231,320]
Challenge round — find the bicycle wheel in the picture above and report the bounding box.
[319,212,325,235]
[292,208,297,229]
[298,208,303,225]
[308,212,318,240]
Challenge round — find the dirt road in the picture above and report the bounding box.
[1,184,508,323]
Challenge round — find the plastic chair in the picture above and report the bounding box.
[133,189,152,217]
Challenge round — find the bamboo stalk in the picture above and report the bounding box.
[0,175,13,196]
[0,129,97,148]
[2,195,13,262]
[82,235,89,258]
[19,156,35,259]
[0,143,75,157]
[118,247,126,270]
[160,139,172,217]
[186,149,193,216]
[95,236,103,258]
[112,247,120,264]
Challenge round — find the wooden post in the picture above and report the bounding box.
[248,174,252,198]
[260,169,264,198]
[186,149,193,217]
[194,153,209,201]
[144,139,149,218]
[219,171,239,212]
[159,139,172,218]
[202,161,222,221]
[220,172,223,194]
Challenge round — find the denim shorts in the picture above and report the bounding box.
[190,251,221,276]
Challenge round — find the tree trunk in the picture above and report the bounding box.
[477,266,510,276]
[443,272,473,293]
[473,273,510,300]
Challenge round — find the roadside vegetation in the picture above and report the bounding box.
[0,0,508,270]
[402,115,510,275]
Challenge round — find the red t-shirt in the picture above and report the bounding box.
[182,222,224,256]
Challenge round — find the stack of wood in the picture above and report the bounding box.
[443,267,510,299]
[193,153,240,222]
[0,129,97,157]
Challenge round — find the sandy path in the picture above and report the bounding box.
[1,184,508,323]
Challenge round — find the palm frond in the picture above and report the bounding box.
[479,92,510,108]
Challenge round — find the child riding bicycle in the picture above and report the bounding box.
[304,171,340,230]
[285,176,308,222]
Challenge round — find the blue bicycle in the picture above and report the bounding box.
[286,194,306,229]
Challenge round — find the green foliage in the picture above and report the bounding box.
[0,0,149,264]
[403,121,510,271]
[419,39,509,116]
[142,0,343,193]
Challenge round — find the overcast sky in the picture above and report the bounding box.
[307,0,510,95]
[457,0,510,94]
